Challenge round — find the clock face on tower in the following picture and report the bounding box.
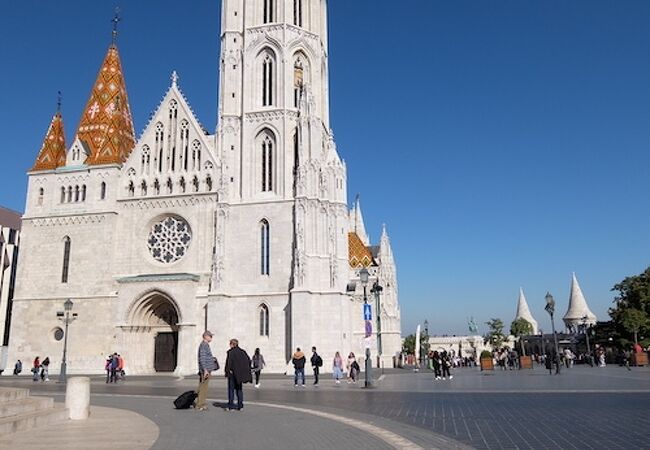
[146,215,192,264]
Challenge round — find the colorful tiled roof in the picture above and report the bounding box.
[31,111,66,171]
[348,232,374,268]
[75,44,135,165]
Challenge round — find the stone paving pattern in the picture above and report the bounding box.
[2,365,650,449]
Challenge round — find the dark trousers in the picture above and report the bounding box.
[254,370,261,385]
[442,366,451,378]
[313,366,319,384]
[110,368,118,383]
[294,368,305,385]
[227,375,243,410]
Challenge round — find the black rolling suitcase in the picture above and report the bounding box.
[174,390,198,409]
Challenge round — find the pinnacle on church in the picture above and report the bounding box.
[31,99,67,171]
[350,195,370,246]
[563,273,597,331]
[514,287,538,334]
[74,42,135,165]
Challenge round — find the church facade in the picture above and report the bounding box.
[7,0,401,375]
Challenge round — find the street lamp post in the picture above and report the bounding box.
[581,315,593,367]
[544,292,561,374]
[371,280,383,369]
[359,268,373,388]
[57,299,77,383]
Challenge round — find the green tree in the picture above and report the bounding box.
[402,334,415,354]
[510,318,533,356]
[402,332,430,356]
[484,318,506,349]
[621,308,650,345]
[610,267,650,346]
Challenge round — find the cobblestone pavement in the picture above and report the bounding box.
[3,365,650,449]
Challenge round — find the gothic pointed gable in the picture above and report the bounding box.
[515,287,538,334]
[75,44,135,166]
[349,196,370,246]
[31,110,67,171]
[127,72,216,166]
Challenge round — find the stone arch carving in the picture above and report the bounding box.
[126,289,183,327]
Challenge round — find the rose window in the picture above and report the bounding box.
[147,216,192,263]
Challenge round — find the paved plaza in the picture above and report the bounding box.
[1,364,649,449]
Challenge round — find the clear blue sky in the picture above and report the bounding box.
[2,1,649,336]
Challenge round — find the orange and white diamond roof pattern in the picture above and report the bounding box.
[348,232,375,268]
[31,111,66,171]
[75,45,135,165]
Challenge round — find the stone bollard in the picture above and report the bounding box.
[65,376,90,420]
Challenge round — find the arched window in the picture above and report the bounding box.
[192,141,202,171]
[81,185,86,202]
[293,0,303,27]
[67,186,72,203]
[74,185,80,202]
[192,176,199,192]
[260,219,270,275]
[263,0,274,23]
[61,236,71,283]
[141,180,148,196]
[37,187,44,206]
[166,178,173,194]
[155,122,164,173]
[261,134,274,192]
[154,179,160,195]
[141,145,151,174]
[60,187,65,203]
[259,304,270,336]
[180,121,189,171]
[128,181,135,197]
[262,54,274,106]
[100,182,107,200]
[206,175,213,192]
[179,177,186,193]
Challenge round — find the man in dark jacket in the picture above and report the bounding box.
[196,330,217,411]
[224,338,252,411]
[292,347,306,387]
[310,346,323,386]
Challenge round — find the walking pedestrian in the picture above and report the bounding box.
[431,351,442,380]
[292,347,306,387]
[104,355,112,383]
[251,348,265,388]
[224,338,252,411]
[13,360,22,376]
[40,357,50,381]
[196,330,217,411]
[346,352,359,383]
[32,357,40,382]
[310,346,323,386]
[118,354,125,380]
[109,353,119,383]
[332,351,344,384]
[441,351,453,380]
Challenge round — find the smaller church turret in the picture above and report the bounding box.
[31,102,67,172]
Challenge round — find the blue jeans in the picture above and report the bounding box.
[227,375,243,410]
[294,368,305,385]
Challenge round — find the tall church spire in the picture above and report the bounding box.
[514,287,538,334]
[563,273,597,331]
[31,96,67,171]
[350,195,370,246]
[74,39,135,165]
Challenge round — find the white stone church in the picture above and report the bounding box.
[6,0,401,375]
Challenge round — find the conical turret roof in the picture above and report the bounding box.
[515,287,538,334]
[563,273,597,328]
[31,110,67,171]
[75,44,135,165]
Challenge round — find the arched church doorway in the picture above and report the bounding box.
[126,291,180,373]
